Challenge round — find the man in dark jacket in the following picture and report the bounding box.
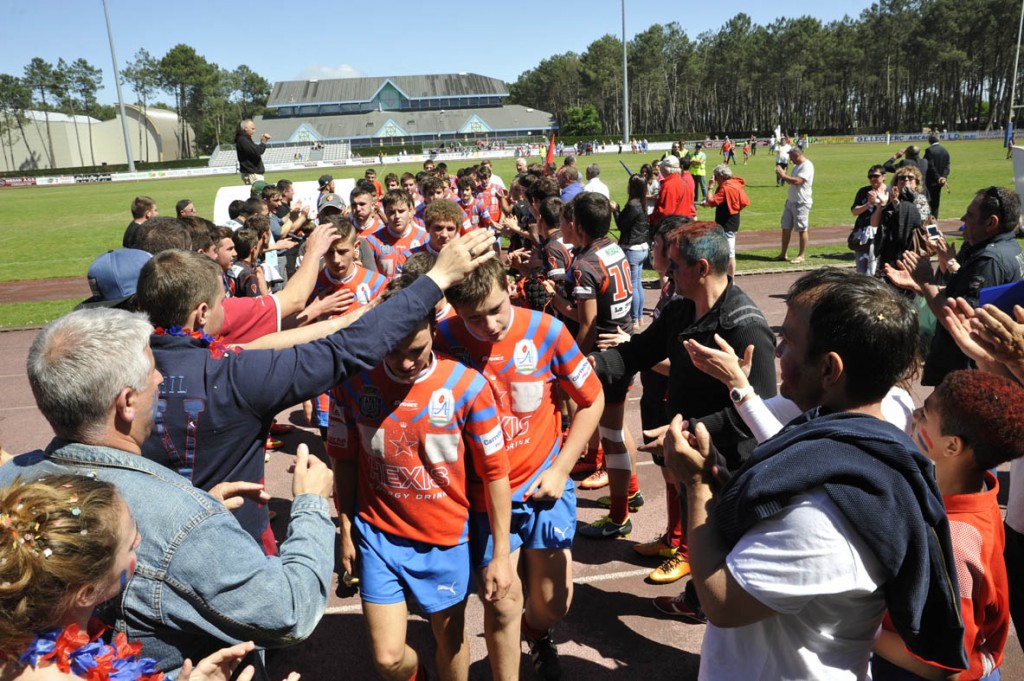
[662,269,967,679]
[591,222,777,570]
[235,119,269,185]
[924,133,951,218]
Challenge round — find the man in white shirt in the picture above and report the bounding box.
[775,147,814,263]
[582,163,611,198]
[661,269,967,681]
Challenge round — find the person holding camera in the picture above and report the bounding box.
[870,166,928,277]
[848,165,888,275]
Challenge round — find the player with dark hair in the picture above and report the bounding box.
[329,272,512,681]
[550,193,642,520]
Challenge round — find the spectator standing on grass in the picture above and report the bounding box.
[650,156,694,228]
[690,143,708,202]
[775,147,814,264]
[702,164,750,277]
[924,133,951,218]
[883,145,930,204]
[234,119,268,185]
[775,137,792,187]
[849,165,888,276]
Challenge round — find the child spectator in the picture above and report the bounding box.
[872,369,1024,681]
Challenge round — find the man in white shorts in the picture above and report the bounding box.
[775,147,814,263]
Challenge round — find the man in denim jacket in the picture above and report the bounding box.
[0,232,495,677]
[0,308,336,677]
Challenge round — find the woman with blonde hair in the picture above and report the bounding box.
[0,475,277,681]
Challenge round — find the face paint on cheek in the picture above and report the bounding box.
[915,428,934,453]
[120,558,136,589]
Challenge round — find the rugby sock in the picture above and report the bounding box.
[627,473,640,496]
[521,613,547,642]
[666,485,684,549]
[407,663,427,681]
[610,495,629,524]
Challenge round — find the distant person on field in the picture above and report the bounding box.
[235,119,269,185]
[702,164,750,276]
[924,133,951,218]
[775,146,814,264]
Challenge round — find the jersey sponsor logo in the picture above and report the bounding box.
[356,283,373,305]
[327,421,348,449]
[359,386,382,419]
[368,457,450,490]
[568,360,593,390]
[610,300,631,319]
[500,415,529,442]
[596,243,625,266]
[513,341,538,374]
[428,388,455,425]
[379,243,393,255]
[481,425,505,455]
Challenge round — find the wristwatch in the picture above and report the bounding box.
[729,385,755,404]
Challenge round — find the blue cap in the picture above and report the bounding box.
[77,248,152,309]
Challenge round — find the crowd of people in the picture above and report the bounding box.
[2,118,1024,681]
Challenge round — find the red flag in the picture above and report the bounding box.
[545,134,556,169]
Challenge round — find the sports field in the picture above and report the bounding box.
[0,139,1011,327]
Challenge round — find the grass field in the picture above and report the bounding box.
[0,139,1012,286]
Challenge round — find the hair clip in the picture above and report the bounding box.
[877,313,885,321]
[80,529,88,536]
[42,548,52,559]
[70,508,81,517]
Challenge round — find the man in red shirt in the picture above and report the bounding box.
[651,156,695,227]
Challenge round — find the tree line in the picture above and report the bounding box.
[0,46,271,168]
[509,0,1021,137]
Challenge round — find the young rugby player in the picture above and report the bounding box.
[364,189,428,279]
[551,193,642,534]
[329,276,512,681]
[438,258,604,680]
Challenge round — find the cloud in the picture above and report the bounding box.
[296,64,363,80]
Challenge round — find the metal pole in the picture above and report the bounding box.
[102,0,135,172]
[618,0,626,146]
[1009,0,1024,143]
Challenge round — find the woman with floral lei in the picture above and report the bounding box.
[0,475,274,681]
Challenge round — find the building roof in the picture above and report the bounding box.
[268,73,509,108]
[254,105,554,142]
[23,110,100,125]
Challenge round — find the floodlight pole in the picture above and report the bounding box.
[618,0,626,146]
[1009,0,1024,145]
[102,0,135,172]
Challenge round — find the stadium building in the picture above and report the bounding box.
[0,106,194,172]
[253,72,556,152]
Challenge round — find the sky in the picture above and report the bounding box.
[2,1,877,106]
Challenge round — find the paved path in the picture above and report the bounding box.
[0,268,1019,679]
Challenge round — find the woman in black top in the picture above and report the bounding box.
[613,175,651,326]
